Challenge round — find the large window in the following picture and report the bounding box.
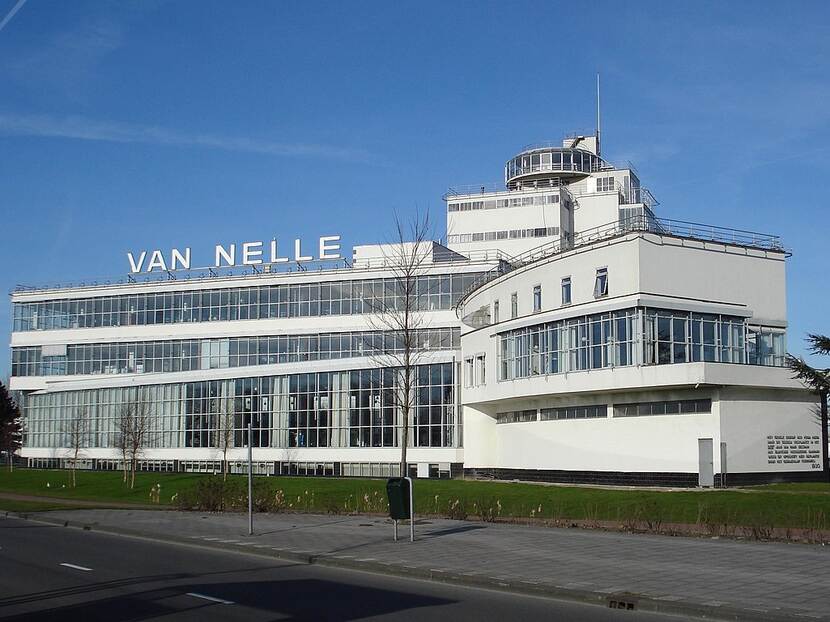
[643,310,744,365]
[414,363,455,447]
[596,176,615,192]
[498,307,778,381]
[499,309,638,380]
[747,327,786,367]
[11,328,460,377]
[22,363,458,451]
[12,272,484,332]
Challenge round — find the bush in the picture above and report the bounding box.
[176,476,226,512]
[175,476,276,513]
[474,497,502,522]
[445,498,468,520]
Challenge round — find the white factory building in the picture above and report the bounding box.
[9,131,820,486]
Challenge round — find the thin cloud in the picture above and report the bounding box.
[0,0,27,33]
[0,111,375,162]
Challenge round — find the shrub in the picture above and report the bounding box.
[475,498,501,522]
[445,498,468,520]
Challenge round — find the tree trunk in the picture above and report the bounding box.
[400,411,408,478]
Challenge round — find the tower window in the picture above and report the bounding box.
[561,277,572,305]
[594,268,608,298]
[533,285,542,312]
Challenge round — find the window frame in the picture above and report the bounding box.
[594,268,608,299]
[561,277,572,306]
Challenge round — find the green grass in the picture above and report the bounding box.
[0,469,202,505]
[2,469,830,531]
[744,482,830,493]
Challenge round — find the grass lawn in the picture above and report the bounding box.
[1,469,830,530]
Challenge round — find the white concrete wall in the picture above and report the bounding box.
[463,387,715,472]
[463,234,641,326]
[638,237,787,325]
[572,193,621,232]
[719,388,821,474]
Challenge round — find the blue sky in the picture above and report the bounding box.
[0,1,828,378]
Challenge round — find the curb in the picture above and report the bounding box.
[5,510,823,622]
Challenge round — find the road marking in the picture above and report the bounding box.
[186,592,234,605]
[60,563,92,572]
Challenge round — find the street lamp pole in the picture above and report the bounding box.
[247,422,253,536]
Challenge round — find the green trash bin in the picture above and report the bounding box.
[386,477,411,520]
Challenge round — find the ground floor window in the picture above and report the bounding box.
[22,363,459,451]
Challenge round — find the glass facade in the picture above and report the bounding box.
[11,328,460,377]
[614,399,712,417]
[498,307,784,381]
[499,309,638,380]
[505,148,600,181]
[24,363,457,451]
[12,272,483,332]
[447,226,559,245]
[447,193,561,212]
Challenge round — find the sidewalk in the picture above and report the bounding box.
[13,508,830,621]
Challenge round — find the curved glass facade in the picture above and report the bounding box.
[505,148,600,185]
[497,307,785,381]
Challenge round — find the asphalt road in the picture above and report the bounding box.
[0,516,693,621]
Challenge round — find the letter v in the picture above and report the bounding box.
[127,251,147,273]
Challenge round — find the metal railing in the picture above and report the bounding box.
[454,215,785,312]
[11,246,509,296]
[444,178,567,199]
[445,177,658,210]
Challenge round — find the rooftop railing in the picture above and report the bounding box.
[11,248,507,296]
[454,215,785,312]
[444,177,658,210]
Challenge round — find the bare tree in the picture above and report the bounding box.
[114,406,131,484]
[115,390,155,489]
[366,211,435,478]
[62,408,90,488]
[215,397,236,481]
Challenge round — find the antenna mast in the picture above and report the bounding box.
[596,73,601,158]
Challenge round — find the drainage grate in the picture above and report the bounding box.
[608,598,636,610]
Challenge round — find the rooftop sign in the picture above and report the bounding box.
[127,235,343,274]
